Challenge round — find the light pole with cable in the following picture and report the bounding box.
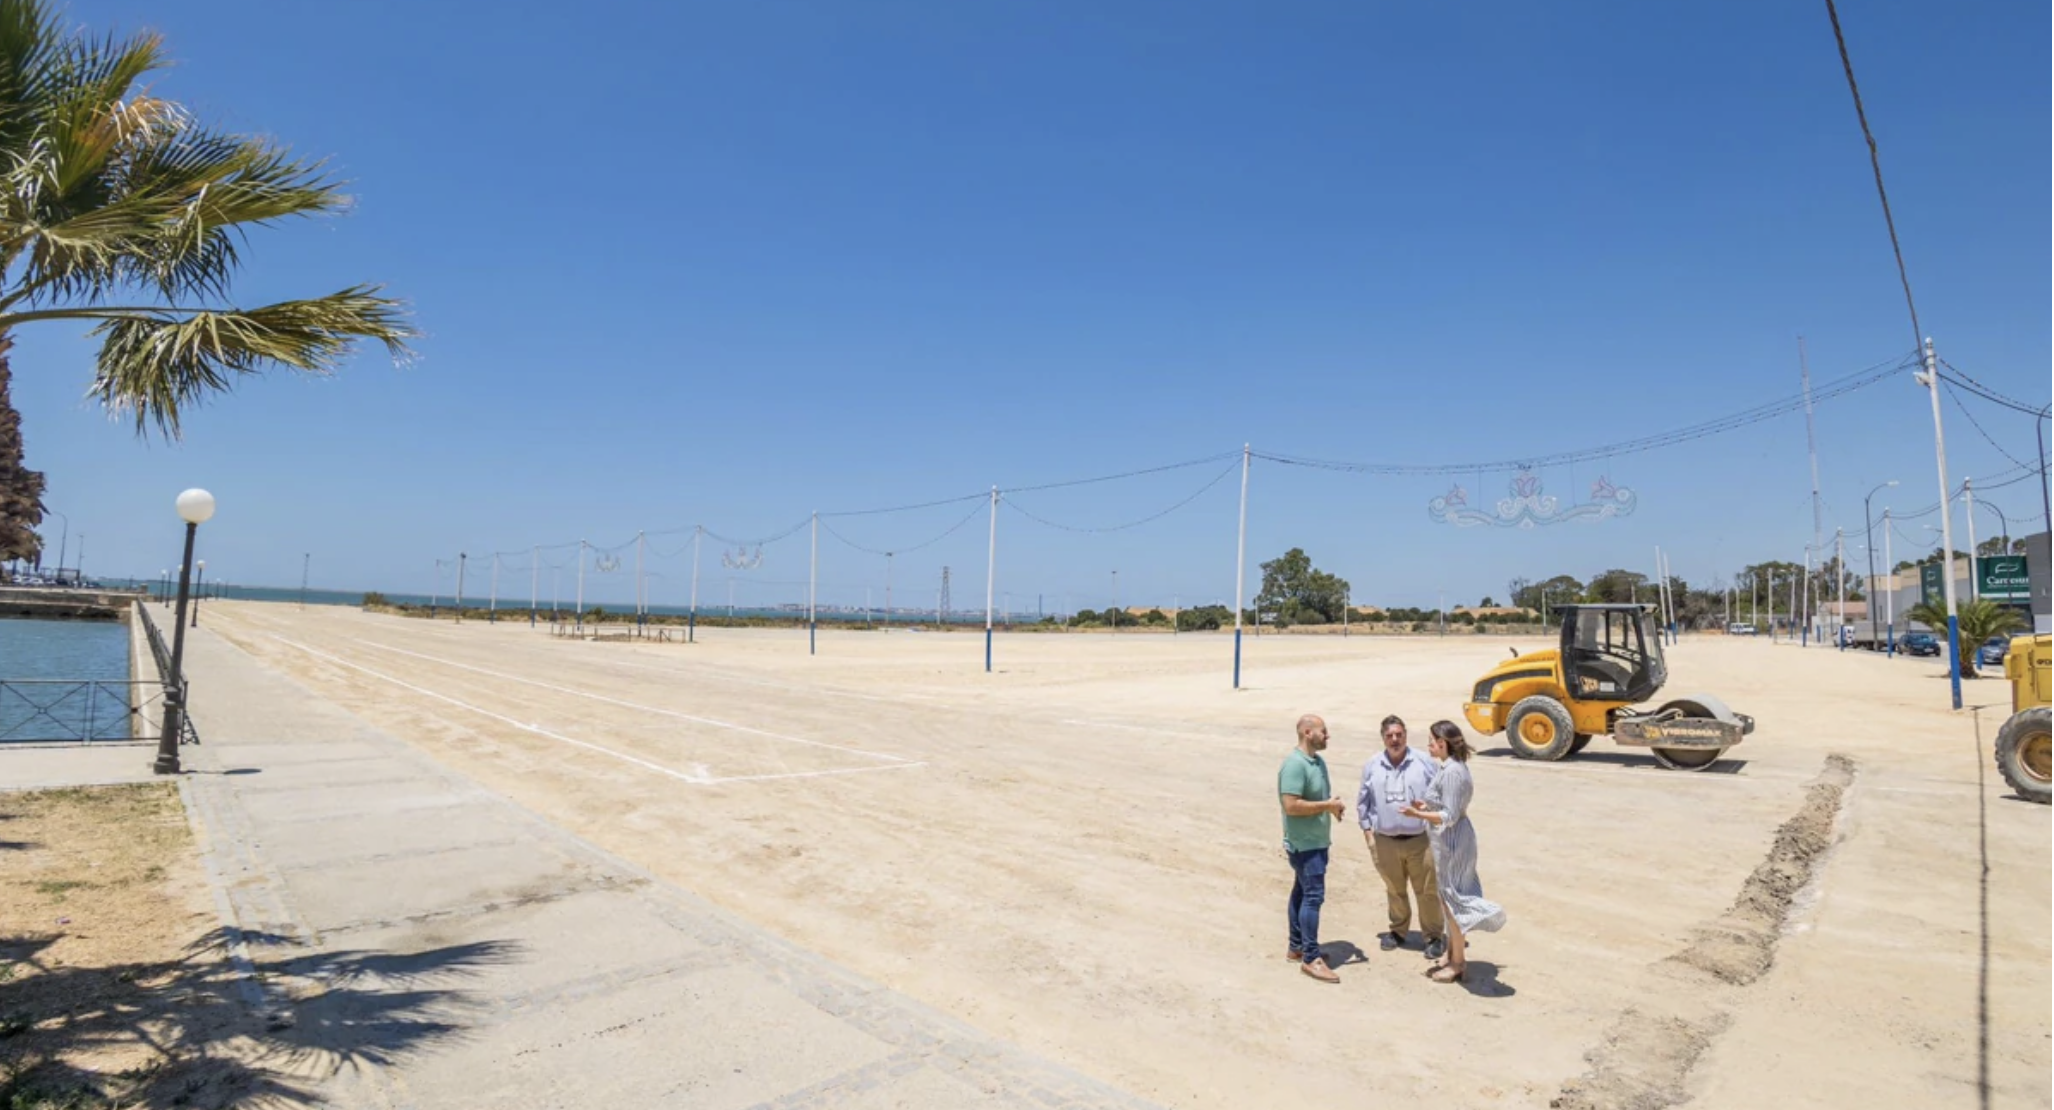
[156,490,215,775]
[1863,480,1897,649]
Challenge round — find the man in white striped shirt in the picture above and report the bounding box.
[1356,715,1446,961]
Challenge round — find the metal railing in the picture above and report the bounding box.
[134,603,200,745]
[0,679,177,744]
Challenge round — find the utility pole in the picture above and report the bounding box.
[1835,528,1847,650]
[575,540,586,636]
[984,488,997,671]
[1918,338,1963,708]
[1801,336,1826,595]
[530,545,539,627]
[300,553,310,609]
[1961,478,1979,602]
[1232,443,1251,689]
[455,553,467,624]
[1883,509,1895,654]
[489,552,500,623]
[810,513,820,657]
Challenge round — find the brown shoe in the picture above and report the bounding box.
[1286,949,1302,961]
[1301,958,1339,983]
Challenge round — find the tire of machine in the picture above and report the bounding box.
[1506,696,1576,761]
[1570,734,1595,754]
[1649,697,1727,772]
[1994,706,2051,805]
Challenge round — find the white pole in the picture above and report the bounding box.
[1920,338,1963,707]
[530,545,539,627]
[1232,444,1251,689]
[636,531,646,636]
[490,552,499,622]
[809,512,819,656]
[1343,586,1349,638]
[1836,527,1847,650]
[984,487,997,672]
[1111,570,1119,635]
[575,539,586,635]
[689,526,701,642]
[1962,477,1979,602]
[1801,545,1812,646]
[885,552,894,632]
[1884,509,1895,653]
[1789,565,1798,642]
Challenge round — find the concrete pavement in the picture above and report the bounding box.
[170,625,1160,1110]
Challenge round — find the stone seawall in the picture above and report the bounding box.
[0,586,144,621]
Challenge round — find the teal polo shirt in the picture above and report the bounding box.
[1277,749,1333,852]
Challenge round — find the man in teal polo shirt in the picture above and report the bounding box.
[1280,713,1347,983]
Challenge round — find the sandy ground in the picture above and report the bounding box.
[0,783,259,1107]
[196,603,2051,1109]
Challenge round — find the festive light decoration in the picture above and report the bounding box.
[1428,471,1637,529]
[721,546,765,570]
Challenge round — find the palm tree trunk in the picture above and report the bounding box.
[0,330,50,567]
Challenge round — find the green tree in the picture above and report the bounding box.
[1906,598,2029,677]
[1585,568,1650,604]
[0,0,415,463]
[1254,547,1350,625]
[1478,596,1497,607]
[1175,604,1230,632]
[1512,574,1583,613]
[0,356,40,562]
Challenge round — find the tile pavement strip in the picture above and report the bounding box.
[173,629,1163,1110]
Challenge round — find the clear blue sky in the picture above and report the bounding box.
[16,0,2050,612]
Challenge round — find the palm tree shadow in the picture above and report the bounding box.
[0,926,523,1108]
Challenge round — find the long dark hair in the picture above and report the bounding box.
[1429,720,1471,762]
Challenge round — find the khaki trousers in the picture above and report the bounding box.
[1372,832,1444,939]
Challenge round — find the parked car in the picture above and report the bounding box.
[1978,635,2016,667]
[1726,622,1758,636]
[1901,631,1941,657]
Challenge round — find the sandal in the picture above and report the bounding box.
[1429,964,1466,984]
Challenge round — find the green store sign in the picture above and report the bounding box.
[1979,555,2030,601]
[1922,557,2032,604]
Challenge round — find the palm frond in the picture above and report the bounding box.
[75,286,416,436]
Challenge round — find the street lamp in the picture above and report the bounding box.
[156,489,215,775]
[1863,480,1897,651]
[159,568,170,605]
[191,559,207,627]
[40,508,66,576]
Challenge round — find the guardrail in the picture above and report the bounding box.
[133,604,200,745]
[0,679,181,744]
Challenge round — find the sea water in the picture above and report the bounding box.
[0,617,133,742]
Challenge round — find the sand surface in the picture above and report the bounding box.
[197,604,2051,1109]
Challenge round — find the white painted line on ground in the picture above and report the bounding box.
[346,637,912,764]
[586,654,946,705]
[706,762,930,785]
[273,636,712,785]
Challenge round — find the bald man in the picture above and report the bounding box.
[1279,713,1348,983]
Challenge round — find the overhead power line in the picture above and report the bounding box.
[1255,352,1913,476]
[1823,0,1925,352]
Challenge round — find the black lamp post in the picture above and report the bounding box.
[156,488,215,775]
[191,559,206,626]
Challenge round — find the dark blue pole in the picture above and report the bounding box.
[984,627,992,673]
[1233,627,1243,689]
[1945,614,1962,709]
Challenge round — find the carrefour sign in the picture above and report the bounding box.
[1979,555,2030,601]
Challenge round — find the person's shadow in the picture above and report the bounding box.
[1455,958,1516,997]
[1320,939,1368,968]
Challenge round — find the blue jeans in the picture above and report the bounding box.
[1287,847,1328,964]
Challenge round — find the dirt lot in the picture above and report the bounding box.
[202,603,2051,1109]
[0,783,260,1108]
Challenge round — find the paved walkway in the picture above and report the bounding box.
[173,627,1159,1110]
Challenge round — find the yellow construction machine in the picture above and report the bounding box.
[1463,603,1754,771]
[1995,632,2050,805]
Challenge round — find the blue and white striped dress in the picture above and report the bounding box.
[1425,760,1506,933]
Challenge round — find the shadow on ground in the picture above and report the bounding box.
[0,927,520,1109]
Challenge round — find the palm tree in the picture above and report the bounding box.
[0,0,415,532]
[1906,598,2029,677]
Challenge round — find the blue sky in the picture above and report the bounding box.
[15,0,2050,612]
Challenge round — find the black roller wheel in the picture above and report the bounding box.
[1506,696,1576,761]
[1995,707,2051,805]
[1650,698,1728,772]
[1570,733,1595,754]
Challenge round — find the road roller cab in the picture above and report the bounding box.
[1463,603,1754,771]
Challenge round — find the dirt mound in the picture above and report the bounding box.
[1670,754,1853,985]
